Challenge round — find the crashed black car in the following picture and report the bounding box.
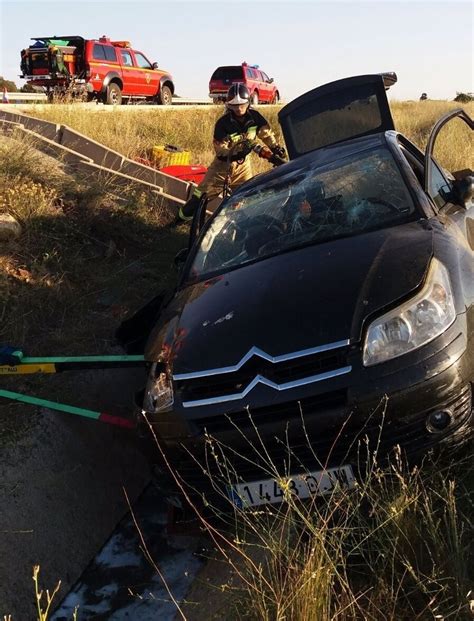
[141,74,474,508]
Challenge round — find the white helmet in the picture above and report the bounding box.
[226,83,250,105]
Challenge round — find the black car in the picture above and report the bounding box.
[141,74,474,509]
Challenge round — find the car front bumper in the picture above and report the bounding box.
[141,321,473,498]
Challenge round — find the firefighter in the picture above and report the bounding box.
[176,83,286,223]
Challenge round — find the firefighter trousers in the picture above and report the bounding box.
[179,156,253,220]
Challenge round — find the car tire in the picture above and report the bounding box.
[106,83,122,105]
[158,85,172,105]
[251,92,259,105]
[272,92,280,104]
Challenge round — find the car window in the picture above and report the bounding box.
[261,72,270,82]
[188,146,417,281]
[103,46,117,62]
[134,52,152,69]
[92,44,106,60]
[211,66,244,80]
[120,50,133,67]
[427,158,452,209]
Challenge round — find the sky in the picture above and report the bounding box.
[0,0,472,102]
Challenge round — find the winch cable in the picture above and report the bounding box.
[0,349,147,428]
[0,389,136,428]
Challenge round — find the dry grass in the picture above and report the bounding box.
[0,132,187,355]
[25,100,474,173]
[151,416,474,621]
[0,102,473,619]
[391,100,474,172]
[0,130,188,448]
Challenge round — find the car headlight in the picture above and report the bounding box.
[363,258,456,366]
[143,363,174,413]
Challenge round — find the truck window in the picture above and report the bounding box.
[120,50,133,67]
[134,52,152,69]
[92,44,106,60]
[211,66,243,80]
[103,46,117,62]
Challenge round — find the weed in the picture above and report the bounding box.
[145,408,474,621]
[32,565,77,621]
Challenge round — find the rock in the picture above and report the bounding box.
[0,213,22,240]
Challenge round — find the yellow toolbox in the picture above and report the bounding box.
[151,144,190,166]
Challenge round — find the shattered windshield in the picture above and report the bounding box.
[188,146,416,281]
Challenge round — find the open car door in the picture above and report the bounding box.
[424,108,474,250]
[424,108,474,199]
[278,73,397,160]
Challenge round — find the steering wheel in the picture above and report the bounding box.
[364,196,401,213]
[243,215,285,257]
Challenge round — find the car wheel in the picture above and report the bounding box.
[106,83,122,105]
[272,92,280,104]
[158,85,172,105]
[251,92,259,105]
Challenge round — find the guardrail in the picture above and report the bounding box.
[3,92,47,102]
[2,92,211,105]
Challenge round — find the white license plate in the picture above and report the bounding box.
[228,465,355,508]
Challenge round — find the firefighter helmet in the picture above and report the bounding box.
[226,83,251,105]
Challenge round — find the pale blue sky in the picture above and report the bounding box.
[0,0,472,101]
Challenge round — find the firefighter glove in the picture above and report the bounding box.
[271,145,287,160]
[255,145,274,160]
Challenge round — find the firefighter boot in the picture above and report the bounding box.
[173,192,202,226]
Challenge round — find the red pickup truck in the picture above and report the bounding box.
[20,36,175,105]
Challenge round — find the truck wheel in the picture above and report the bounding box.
[251,92,259,105]
[106,83,122,105]
[158,85,172,105]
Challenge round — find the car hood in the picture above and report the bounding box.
[146,221,433,373]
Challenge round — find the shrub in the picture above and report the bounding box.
[454,92,474,103]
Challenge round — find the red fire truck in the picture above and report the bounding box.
[20,36,175,105]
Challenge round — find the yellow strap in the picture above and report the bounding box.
[0,363,56,375]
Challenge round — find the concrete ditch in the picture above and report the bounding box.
[0,368,151,619]
[0,108,194,208]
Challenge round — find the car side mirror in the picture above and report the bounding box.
[268,77,274,84]
[451,174,474,208]
[152,61,159,70]
[174,248,189,270]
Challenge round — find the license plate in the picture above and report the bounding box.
[228,465,355,508]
